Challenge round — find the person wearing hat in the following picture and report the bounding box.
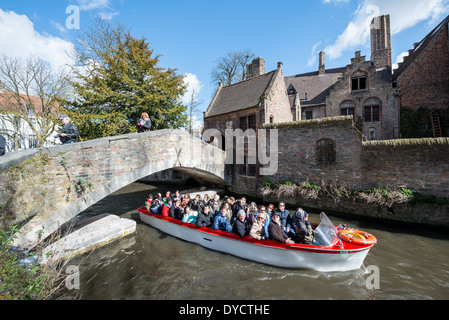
[232,209,250,237]
[293,208,315,245]
[249,211,267,240]
[268,211,295,244]
[57,114,79,145]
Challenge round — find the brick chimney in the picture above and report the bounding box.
[370,15,392,70]
[246,57,265,80]
[318,51,325,75]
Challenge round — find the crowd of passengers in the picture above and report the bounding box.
[144,190,317,245]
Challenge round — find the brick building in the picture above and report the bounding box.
[286,15,398,140]
[393,15,449,138]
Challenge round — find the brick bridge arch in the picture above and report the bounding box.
[0,129,229,250]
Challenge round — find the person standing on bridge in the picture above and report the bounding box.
[0,134,6,156]
[57,115,79,145]
[137,112,152,133]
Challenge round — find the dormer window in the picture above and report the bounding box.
[287,84,297,95]
[351,71,367,91]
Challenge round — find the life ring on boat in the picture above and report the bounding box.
[339,229,377,245]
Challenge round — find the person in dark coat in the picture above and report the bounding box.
[136,112,152,133]
[274,201,295,238]
[268,212,295,244]
[0,135,5,156]
[196,205,213,228]
[232,209,250,237]
[57,115,79,144]
[293,209,315,245]
[170,199,184,220]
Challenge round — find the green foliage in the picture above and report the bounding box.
[65,24,187,139]
[400,107,433,139]
[261,178,272,187]
[300,181,322,192]
[0,226,54,300]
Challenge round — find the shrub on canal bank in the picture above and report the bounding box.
[0,225,70,300]
[260,179,449,208]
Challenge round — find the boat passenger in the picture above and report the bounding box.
[246,202,258,225]
[196,205,213,228]
[202,194,211,207]
[190,194,204,214]
[212,194,221,209]
[161,200,172,217]
[181,194,190,207]
[232,197,247,221]
[182,206,197,224]
[145,194,153,211]
[210,201,220,219]
[274,202,295,238]
[232,209,250,237]
[213,207,232,232]
[171,190,181,202]
[250,212,267,240]
[293,209,316,245]
[258,206,270,238]
[150,198,161,214]
[170,199,184,220]
[220,202,232,221]
[268,212,295,244]
[163,191,172,204]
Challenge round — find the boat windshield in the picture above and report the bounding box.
[314,212,337,247]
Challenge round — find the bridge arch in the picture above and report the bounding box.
[0,129,228,250]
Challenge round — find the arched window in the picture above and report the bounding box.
[340,100,355,117]
[363,98,381,122]
[316,139,336,164]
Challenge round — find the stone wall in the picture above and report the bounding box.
[326,51,398,140]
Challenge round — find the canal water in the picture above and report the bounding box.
[58,182,449,300]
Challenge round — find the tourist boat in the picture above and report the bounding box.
[137,207,376,272]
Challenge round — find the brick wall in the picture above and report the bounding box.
[243,117,449,199]
[396,23,449,112]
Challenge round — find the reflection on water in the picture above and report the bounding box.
[58,182,449,300]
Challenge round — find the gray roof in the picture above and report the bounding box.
[285,68,345,106]
[205,70,276,118]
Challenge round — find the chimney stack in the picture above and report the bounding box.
[370,15,392,70]
[246,57,265,80]
[319,51,325,75]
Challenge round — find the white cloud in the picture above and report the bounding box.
[0,9,75,71]
[307,41,322,67]
[97,11,120,20]
[76,0,110,11]
[182,73,204,105]
[393,51,409,71]
[324,0,449,60]
[322,0,351,4]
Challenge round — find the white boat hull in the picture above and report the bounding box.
[139,211,373,272]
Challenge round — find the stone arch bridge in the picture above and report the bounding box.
[0,129,229,250]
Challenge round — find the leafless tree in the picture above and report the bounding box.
[210,49,255,87]
[187,88,202,135]
[0,55,70,149]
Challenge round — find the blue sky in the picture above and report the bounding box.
[1,0,448,125]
